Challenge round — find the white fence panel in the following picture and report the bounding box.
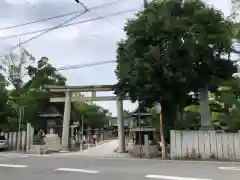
[0,130,29,151]
[170,130,240,161]
[8,132,13,149]
[12,132,17,150]
[21,131,26,150]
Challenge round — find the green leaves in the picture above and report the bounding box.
[116,0,238,99]
[74,102,110,129]
[115,0,239,131]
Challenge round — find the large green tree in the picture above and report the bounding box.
[0,47,35,130]
[0,74,10,127]
[1,49,113,131]
[115,0,238,131]
[74,102,111,129]
[22,57,66,129]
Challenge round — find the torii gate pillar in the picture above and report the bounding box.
[116,98,125,152]
[45,84,128,153]
[61,90,71,151]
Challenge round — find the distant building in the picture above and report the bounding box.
[106,117,132,136]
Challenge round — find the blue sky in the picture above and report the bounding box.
[0,0,232,116]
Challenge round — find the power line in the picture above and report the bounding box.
[74,0,88,10]
[0,1,91,56]
[0,0,127,31]
[76,0,128,32]
[21,0,128,52]
[0,9,137,42]
[0,60,117,83]
[0,11,85,31]
[56,60,116,71]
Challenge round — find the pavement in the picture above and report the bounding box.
[52,139,130,158]
[0,153,240,180]
[1,140,240,179]
[74,139,129,157]
[80,139,119,156]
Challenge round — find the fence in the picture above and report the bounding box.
[170,130,240,161]
[0,125,116,152]
[0,131,27,151]
[0,123,34,151]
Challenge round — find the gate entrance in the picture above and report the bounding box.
[45,84,129,152]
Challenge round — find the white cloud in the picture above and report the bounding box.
[5,0,27,5]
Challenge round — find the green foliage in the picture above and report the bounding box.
[115,0,239,131]
[0,48,35,89]
[0,74,10,125]
[211,77,240,131]
[0,50,111,131]
[116,0,237,97]
[74,102,111,129]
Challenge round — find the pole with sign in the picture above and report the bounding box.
[154,102,165,159]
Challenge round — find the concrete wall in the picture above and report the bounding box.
[128,144,159,157]
[170,130,240,161]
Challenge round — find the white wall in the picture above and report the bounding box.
[170,130,240,160]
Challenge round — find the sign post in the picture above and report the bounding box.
[154,102,165,159]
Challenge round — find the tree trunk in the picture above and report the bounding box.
[199,85,213,130]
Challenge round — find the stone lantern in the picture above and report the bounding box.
[128,104,158,158]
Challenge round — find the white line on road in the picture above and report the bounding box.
[218,167,240,171]
[54,168,99,174]
[145,175,212,180]
[0,164,28,168]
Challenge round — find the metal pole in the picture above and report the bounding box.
[87,126,91,149]
[16,37,22,152]
[138,98,143,158]
[159,111,165,159]
[80,114,84,151]
[17,105,22,152]
[144,0,148,9]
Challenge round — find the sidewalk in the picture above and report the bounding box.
[51,139,130,158]
[0,151,51,157]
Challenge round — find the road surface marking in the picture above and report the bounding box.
[145,175,212,180]
[55,168,99,174]
[28,154,51,157]
[0,164,28,168]
[219,167,240,171]
[20,156,29,158]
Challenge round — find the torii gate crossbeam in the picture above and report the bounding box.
[45,84,129,153]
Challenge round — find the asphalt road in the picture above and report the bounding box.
[0,154,240,180]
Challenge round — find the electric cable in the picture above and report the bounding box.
[56,60,116,71]
[0,59,116,80]
[0,0,127,31]
[0,9,136,42]
[0,4,90,56]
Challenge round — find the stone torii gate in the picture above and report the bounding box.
[45,84,129,153]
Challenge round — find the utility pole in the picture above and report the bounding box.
[80,114,84,151]
[16,37,23,152]
[144,0,148,9]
